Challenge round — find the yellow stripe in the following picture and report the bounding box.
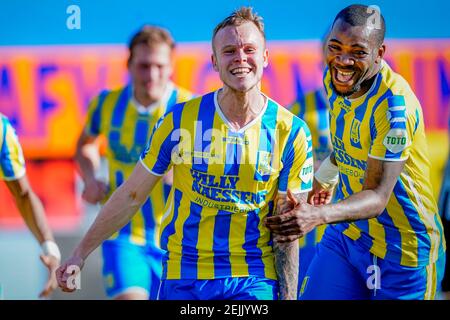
[404,174,440,264]
[304,93,319,150]
[424,261,437,300]
[368,219,387,259]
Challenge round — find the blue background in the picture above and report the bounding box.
[0,0,449,46]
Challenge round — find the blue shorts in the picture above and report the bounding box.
[299,225,445,300]
[158,276,278,300]
[102,239,163,299]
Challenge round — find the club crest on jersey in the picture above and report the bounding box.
[256,151,273,176]
[350,119,361,144]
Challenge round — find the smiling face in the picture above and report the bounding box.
[326,18,385,98]
[211,22,268,93]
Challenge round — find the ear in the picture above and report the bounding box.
[263,48,269,68]
[375,43,386,64]
[211,53,219,72]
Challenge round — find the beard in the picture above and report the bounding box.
[330,80,361,97]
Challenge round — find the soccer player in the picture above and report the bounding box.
[0,114,61,298]
[266,4,446,300]
[57,7,313,300]
[289,87,331,294]
[74,26,192,300]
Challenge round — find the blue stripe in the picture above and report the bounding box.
[134,118,149,146]
[267,200,274,247]
[387,95,405,107]
[376,208,402,264]
[180,200,202,278]
[340,171,353,196]
[90,90,108,135]
[279,117,302,192]
[141,197,155,244]
[413,109,420,135]
[369,88,392,142]
[434,214,445,257]
[213,210,232,277]
[298,95,306,119]
[192,92,215,173]
[0,117,15,178]
[115,171,131,236]
[334,107,346,141]
[351,74,382,149]
[166,89,178,112]
[224,132,242,176]
[243,208,265,276]
[254,101,277,182]
[161,188,182,278]
[111,85,131,128]
[393,179,430,263]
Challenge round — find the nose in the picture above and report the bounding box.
[234,48,247,63]
[335,53,354,67]
[149,65,159,81]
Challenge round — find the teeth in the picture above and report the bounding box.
[338,70,354,76]
[231,67,251,75]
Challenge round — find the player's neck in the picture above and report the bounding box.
[217,86,266,131]
[134,92,158,108]
[347,64,381,100]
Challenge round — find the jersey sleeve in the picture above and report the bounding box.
[84,90,108,137]
[0,117,26,181]
[369,95,414,161]
[140,112,178,176]
[278,118,314,194]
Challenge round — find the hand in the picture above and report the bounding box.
[82,178,108,204]
[39,254,60,298]
[307,178,334,205]
[276,189,300,215]
[56,256,84,293]
[265,199,324,243]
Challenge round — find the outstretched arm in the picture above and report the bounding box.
[266,157,405,242]
[56,161,161,292]
[6,176,60,298]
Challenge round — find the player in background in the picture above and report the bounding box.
[0,113,61,298]
[74,26,192,300]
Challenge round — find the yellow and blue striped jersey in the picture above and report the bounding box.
[85,83,192,247]
[0,114,26,181]
[289,89,332,250]
[140,90,313,280]
[290,88,332,166]
[324,60,445,267]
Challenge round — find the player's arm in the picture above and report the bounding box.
[318,157,403,223]
[273,190,305,300]
[308,152,338,205]
[75,130,108,204]
[6,176,53,244]
[6,176,61,298]
[272,120,313,300]
[56,161,161,292]
[267,157,405,243]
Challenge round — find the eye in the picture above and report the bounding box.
[223,48,235,54]
[328,44,340,51]
[354,51,368,57]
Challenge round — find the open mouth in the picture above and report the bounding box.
[230,67,252,77]
[333,67,356,84]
